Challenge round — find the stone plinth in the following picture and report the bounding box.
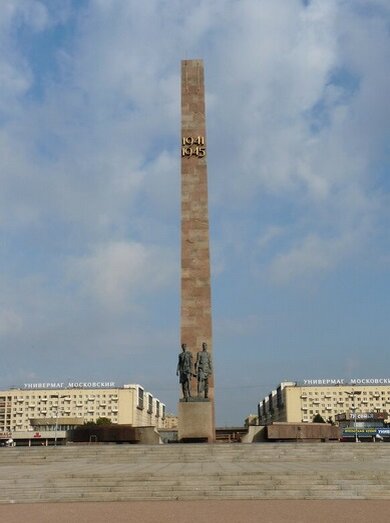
[178,401,214,442]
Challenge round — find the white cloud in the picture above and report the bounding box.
[269,232,358,284]
[0,1,51,98]
[257,226,284,249]
[68,241,176,310]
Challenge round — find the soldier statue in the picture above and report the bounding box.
[176,343,193,401]
[195,342,212,399]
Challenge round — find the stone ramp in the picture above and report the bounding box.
[0,443,389,503]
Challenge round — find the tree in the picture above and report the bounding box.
[83,417,112,427]
[313,414,326,423]
[96,417,112,425]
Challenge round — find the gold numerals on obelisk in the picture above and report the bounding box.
[181,136,206,158]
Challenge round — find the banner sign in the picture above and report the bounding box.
[22,381,116,390]
[343,428,377,438]
[303,378,390,386]
[376,428,390,436]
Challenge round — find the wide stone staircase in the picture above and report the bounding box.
[0,443,389,503]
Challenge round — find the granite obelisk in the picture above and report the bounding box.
[178,59,215,442]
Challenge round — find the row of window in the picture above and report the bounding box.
[1,394,120,401]
[137,388,165,418]
[301,391,389,397]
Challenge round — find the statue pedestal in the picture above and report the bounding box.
[178,401,214,442]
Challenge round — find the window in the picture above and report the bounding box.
[137,387,144,410]
[147,395,153,414]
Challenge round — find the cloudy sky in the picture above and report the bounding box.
[1,0,389,425]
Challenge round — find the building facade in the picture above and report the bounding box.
[0,383,166,439]
[336,411,390,440]
[163,413,178,430]
[258,381,390,425]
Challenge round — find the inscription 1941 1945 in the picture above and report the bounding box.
[181,136,206,158]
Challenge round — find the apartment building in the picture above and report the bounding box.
[0,382,166,436]
[258,380,390,425]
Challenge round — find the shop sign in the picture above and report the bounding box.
[22,381,116,390]
[343,428,377,437]
[376,428,390,436]
[303,378,390,386]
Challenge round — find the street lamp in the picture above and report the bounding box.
[50,394,68,447]
[345,390,362,443]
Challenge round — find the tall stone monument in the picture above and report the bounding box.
[178,59,215,442]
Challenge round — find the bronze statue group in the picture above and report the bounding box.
[176,343,212,401]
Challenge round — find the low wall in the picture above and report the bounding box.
[267,422,340,441]
[67,425,161,444]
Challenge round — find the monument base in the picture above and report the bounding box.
[178,401,214,442]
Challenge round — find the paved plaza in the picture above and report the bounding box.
[1,500,390,523]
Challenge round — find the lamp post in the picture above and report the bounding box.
[345,390,362,443]
[50,394,67,447]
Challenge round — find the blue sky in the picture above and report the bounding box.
[1,0,389,425]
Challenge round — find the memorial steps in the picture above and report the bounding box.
[0,443,389,502]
